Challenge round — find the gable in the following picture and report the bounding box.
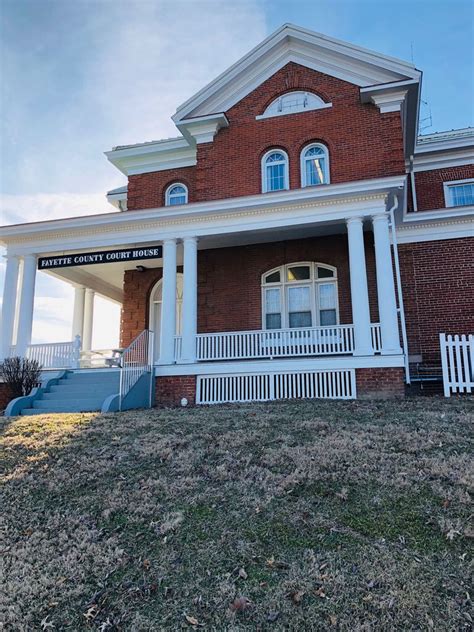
[173,24,421,123]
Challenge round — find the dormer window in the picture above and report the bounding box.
[257,91,332,120]
[165,183,188,206]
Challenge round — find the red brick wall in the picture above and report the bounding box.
[0,382,13,413]
[120,234,379,346]
[121,267,163,347]
[398,237,474,364]
[155,376,196,406]
[127,62,405,210]
[412,165,474,212]
[356,367,405,398]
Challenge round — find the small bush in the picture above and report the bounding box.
[0,356,42,399]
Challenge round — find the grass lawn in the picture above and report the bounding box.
[1,398,473,630]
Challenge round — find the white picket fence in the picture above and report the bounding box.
[10,336,81,369]
[440,333,473,396]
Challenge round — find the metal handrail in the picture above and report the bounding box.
[119,330,154,410]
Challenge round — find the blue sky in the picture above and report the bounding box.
[0,0,473,346]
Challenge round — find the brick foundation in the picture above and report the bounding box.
[155,375,197,407]
[356,367,405,399]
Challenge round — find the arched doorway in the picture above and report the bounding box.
[149,274,183,362]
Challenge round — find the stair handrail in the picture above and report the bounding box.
[119,329,154,411]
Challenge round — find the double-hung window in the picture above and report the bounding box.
[262,150,289,192]
[262,263,339,330]
[443,179,474,208]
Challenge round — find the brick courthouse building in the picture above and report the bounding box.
[1,25,473,412]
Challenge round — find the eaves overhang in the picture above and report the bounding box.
[0,175,407,253]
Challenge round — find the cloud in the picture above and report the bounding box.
[1,1,267,346]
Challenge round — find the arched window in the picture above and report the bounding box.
[165,183,188,206]
[257,91,332,120]
[262,263,338,329]
[261,150,289,193]
[301,143,330,187]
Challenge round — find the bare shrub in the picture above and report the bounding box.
[0,356,42,399]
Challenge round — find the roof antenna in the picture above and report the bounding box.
[410,41,414,65]
[419,99,433,133]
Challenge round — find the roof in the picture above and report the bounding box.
[112,136,184,151]
[417,127,474,146]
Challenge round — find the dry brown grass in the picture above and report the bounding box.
[1,397,473,630]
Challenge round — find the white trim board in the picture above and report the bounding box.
[154,354,405,376]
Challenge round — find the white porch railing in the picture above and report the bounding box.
[440,333,473,397]
[119,329,154,410]
[174,324,382,362]
[9,336,81,369]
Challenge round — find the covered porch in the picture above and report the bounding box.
[0,175,407,394]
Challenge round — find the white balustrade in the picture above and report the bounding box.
[174,324,382,362]
[10,336,82,369]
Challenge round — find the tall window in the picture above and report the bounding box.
[262,263,339,329]
[301,143,329,187]
[262,150,289,193]
[165,183,188,206]
[443,179,474,207]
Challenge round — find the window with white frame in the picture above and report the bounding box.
[165,183,188,206]
[443,179,474,207]
[262,263,339,329]
[301,143,330,187]
[261,150,289,193]
[257,91,331,120]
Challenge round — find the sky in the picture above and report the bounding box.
[0,0,473,347]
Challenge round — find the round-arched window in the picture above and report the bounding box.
[165,183,188,206]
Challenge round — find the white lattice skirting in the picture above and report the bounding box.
[196,369,356,404]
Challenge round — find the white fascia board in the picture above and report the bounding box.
[173,24,419,122]
[410,148,474,172]
[105,137,196,176]
[415,136,474,154]
[402,205,474,223]
[155,353,405,376]
[395,215,474,244]
[0,175,406,248]
[176,113,229,145]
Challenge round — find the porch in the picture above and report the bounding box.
[0,175,408,406]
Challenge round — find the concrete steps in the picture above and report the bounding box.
[21,370,120,415]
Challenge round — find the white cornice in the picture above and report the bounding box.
[105,137,196,176]
[396,216,473,244]
[0,176,405,254]
[410,148,474,172]
[176,113,229,145]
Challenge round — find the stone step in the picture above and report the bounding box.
[49,381,118,391]
[42,389,116,400]
[32,398,104,411]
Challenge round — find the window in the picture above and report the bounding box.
[301,143,329,187]
[165,183,188,206]
[257,91,332,120]
[262,150,289,193]
[443,179,474,208]
[262,263,339,329]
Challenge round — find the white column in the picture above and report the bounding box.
[181,236,198,363]
[346,217,374,356]
[82,288,95,352]
[159,238,177,364]
[72,286,85,341]
[15,254,37,357]
[1,254,20,358]
[372,213,402,354]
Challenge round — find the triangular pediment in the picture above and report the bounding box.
[173,24,421,122]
